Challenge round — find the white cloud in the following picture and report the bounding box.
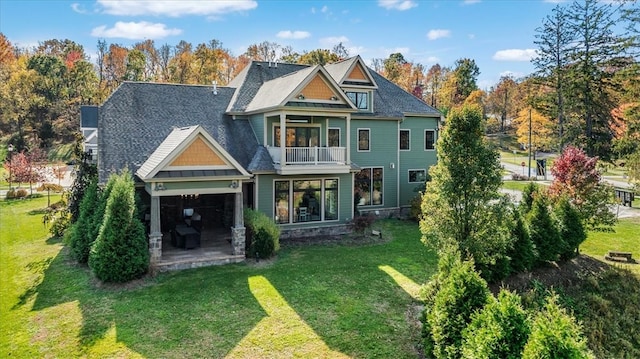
[321,5,329,13]
[97,0,257,17]
[427,29,451,40]
[91,21,182,40]
[378,0,418,11]
[320,36,349,47]
[463,0,481,4]
[71,3,88,14]
[468,33,476,40]
[425,56,440,64]
[493,49,537,61]
[277,30,311,40]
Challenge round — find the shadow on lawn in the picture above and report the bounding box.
[25,243,267,357]
[21,219,436,358]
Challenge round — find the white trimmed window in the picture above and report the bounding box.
[328,128,340,147]
[425,129,435,150]
[346,91,370,111]
[358,128,370,151]
[400,129,410,150]
[408,169,427,183]
[355,167,383,206]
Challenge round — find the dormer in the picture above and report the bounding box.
[325,56,378,113]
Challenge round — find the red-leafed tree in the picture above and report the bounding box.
[5,148,46,194]
[549,146,616,230]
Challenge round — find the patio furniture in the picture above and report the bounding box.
[298,207,309,222]
[175,225,200,249]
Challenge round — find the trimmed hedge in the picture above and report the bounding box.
[244,208,280,259]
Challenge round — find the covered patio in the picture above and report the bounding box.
[135,126,253,270]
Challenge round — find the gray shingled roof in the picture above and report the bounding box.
[245,66,317,112]
[98,82,267,182]
[227,61,309,113]
[360,71,441,118]
[98,58,441,182]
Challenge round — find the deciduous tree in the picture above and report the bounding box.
[549,145,616,230]
[420,105,510,276]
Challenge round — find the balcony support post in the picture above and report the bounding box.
[279,113,286,167]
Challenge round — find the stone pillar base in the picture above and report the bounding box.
[231,226,246,256]
[149,232,163,262]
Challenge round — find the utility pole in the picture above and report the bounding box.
[528,107,532,179]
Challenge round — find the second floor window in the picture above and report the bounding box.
[400,129,410,150]
[346,91,369,110]
[328,128,340,147]
[275,126,320,147]
[358,129,370,151]
[425,130,435,150]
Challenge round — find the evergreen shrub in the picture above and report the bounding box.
[427,256,490,358]
[88,171,149,282]
[522,294,594,359]
[461,290,530,359]
[244,208,280,258]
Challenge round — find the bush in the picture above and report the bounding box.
[520,182,540,214]
[554,197,587,260]
[508,209,535,273]
[251,228,275,260]
[5,188,28,199]
[522,294,594,359]
[527,195,564,264]
[426,256,490,358]
[88,171,149,282]
[68,180,100,263]
[408,193,423,222]
[461,290,530,359]
[420,250,463,358]
[350,213,375,235]
[244,208,280,258]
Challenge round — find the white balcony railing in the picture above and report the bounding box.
[267,146,346,165]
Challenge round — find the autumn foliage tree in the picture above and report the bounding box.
[549,146,616,230]
[513,108,554,152]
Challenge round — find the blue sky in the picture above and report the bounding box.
[0,0,564,88]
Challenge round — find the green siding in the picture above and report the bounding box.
[351,119,399,209]
[328,119,346,147]
[249,114,264,145]
[399,116,439,206]
[255,173,353,227]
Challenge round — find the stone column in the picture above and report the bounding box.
[231,191,246,256]
[149,195,162,262]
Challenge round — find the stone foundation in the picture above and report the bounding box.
[231,226,246,255]
[149,232,163,262]
[358,207,403,220]
[280,223,351,240]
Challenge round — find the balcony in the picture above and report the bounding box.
[267,146,350,175]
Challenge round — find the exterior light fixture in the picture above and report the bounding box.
[297,94,305,100]
[154,182,166,191]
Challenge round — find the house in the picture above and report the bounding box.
[84,56,442,270]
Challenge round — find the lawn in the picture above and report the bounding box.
[581,216,640,275]
[0,196,437,358]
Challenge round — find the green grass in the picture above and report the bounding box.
[0,198,437,358]
[502,180,550,192]
[581,216,640,274]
